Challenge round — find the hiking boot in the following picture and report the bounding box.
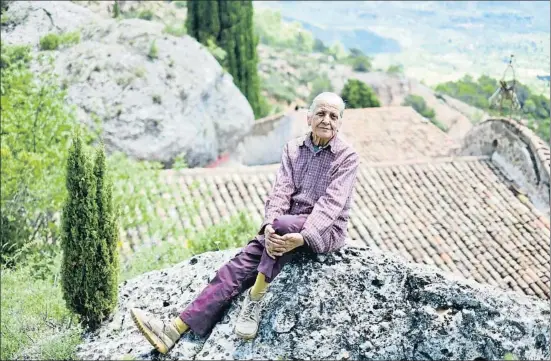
[234,289,264,339]
[130,308,181,354]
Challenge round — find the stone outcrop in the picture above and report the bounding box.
[76,246,549,360]
[1,1,255,167]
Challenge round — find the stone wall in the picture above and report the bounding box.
[230,107,308,166]
[459,118,550,215]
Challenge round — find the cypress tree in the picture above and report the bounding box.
[60,132,119,330]
[92,143,119,324]
[112,0,120,18]
[186,0,262,118]
[61,130,99,327]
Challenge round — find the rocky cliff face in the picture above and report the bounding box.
[1,1,254,167]
[76,246,549,361]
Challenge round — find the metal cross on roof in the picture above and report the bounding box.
[488,54,522,120]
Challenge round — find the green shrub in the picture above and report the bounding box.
[341,78,381,108]
[189,212,257,255]
[435,74,550,141]
[120,239,189,282]
[60,133,118,330]
[431,118,448,132]
[138,9,154,21]
[61,31,81,46]
[257,95,274,118]
[206,37,227,65]
[173,1,187,9]
[387,64,404,74]
[112,0,120,18]
[1,13,10,25]
[39,31,80,51]
[39,33,60,50]
[254,8,315,52]
[133,66,146,78]
[327,41,347,60]
[352,56,372,72]
[120,212,257,281]
[261,74,297,104]
[402,94,447,131]
[148,40,158,60]
[1,45,76,267]
[313,38,328,53]
[344,48,373,72]
[164,22,186,37]
[308,74,333,104]
[403,94,435,119]
[0,44,32,69]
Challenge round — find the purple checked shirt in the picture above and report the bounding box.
[259,132,360,253]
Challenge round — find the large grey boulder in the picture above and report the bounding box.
[0,1,103,46]
[1,1,255,167]
[76,247,549,360]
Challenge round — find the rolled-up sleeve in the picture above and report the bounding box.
[300,152,359,253]
[259,144,295,234]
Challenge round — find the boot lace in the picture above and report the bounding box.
[241,297,262,322]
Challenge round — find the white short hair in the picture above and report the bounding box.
[308,92,345,118]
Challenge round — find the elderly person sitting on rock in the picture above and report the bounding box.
[130,92,360,354]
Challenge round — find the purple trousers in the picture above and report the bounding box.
[179,214,308,337]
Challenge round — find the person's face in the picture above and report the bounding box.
[307,101,342,143]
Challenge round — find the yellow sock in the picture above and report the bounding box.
[171,317,190,335]
[250,272,270,301]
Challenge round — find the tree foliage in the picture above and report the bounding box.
[61,133,119,330]
[327,41,348,60]
[308,74,333,104]
[402,94,447,131]
[0,45,76,266]
[92,143,119,322]
[387,64,404,74]
[340,79,381,108]
[39,31,80,51]
[435,75,550,141]
[403,94,436,119]
[186,0,263,118]
[253,8,316,53]
[340,48,373,72]
[313,38,328,53]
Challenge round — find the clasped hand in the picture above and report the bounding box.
[264,224,304,259]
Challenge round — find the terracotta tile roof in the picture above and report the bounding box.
[223,106,461,167]
[338,107,461,162]
[122,157,550,299]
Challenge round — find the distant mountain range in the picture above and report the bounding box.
[288,18,402,54]
[254,1,550,92]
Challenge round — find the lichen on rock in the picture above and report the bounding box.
[76,246,550,360]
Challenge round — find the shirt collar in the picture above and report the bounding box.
[298,132,340,154]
